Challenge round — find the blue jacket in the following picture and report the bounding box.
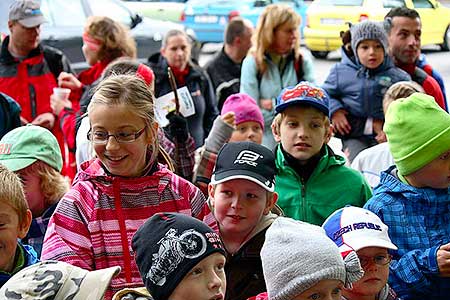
[0,242,39,287]
[323,47,410,120]
[364,166,450,300]
[417,53,447,106]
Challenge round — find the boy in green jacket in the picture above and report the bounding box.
[271,81,372,225]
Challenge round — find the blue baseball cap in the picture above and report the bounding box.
[275,81,330,116]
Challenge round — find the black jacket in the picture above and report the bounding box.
[148,53,218,148]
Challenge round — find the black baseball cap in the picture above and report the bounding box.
[211,142,276,192]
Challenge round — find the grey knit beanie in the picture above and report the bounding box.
[351,21,388,56]
[261,217,364,300]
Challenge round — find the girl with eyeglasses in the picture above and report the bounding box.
[323,206,401,300]
[41,74,217,299]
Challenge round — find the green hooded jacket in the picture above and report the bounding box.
[275,145,372,225]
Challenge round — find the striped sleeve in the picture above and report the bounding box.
[41,182,96,270]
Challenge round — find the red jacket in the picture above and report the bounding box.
[398,63,446,111]
[0,36,73,176]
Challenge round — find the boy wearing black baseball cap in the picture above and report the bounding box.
[208,141,279,300]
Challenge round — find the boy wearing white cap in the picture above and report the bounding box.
[323,206,400,300]
[364,93,450,299]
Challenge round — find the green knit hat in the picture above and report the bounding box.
[0,124,63,172]
[384,93,450,176]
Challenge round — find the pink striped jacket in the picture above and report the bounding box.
[42,159,216,299]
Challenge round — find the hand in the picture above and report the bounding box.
[50,93,72,116]
[221,112,235,128]
[20,116,29,125]
[331,109,351,136]
[438,243,450,277]
[167,112,189,142]
[260,98,273,111]
[58,72,82,90]
[373,119,386,143]
[31,112,55,130]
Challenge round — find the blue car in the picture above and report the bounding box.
[181,0,307,44]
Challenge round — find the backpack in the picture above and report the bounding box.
[256,53,304,88]
[0,93,21,139]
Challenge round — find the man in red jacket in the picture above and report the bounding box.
[0,0,73,175]
[384,7,447,112]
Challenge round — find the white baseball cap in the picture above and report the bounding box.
[322,206,398,254]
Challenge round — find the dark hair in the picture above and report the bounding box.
[384,7,420,33]
[224,17,247,45]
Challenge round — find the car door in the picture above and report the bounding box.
[411,0,445,45]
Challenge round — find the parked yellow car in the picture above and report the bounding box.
[303,0,450,58]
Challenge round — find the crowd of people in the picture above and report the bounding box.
[0,0,449,300]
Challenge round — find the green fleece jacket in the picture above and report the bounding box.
[275,145,372,225]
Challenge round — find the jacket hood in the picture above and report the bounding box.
[341,45,396,76]
[375,165,450,205]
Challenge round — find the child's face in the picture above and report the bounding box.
[209,179,276,238]
[345,247,390,298]
[229,121,263,144]
[89,104,152,177]
[169,252,226,300]
[273,106,330,164]
[356,39,384,69]
[16,167,45,217]
[407,149,450,189]
[0,202,30,273]
[292,279,342,300]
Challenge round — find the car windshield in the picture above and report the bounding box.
[41,0,86,26]
[315,0,364,5]
[90,0,133,27]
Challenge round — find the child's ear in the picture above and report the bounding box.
[208,184,215,207]
[148,122,159,144]
[271,122,281,143]
[263,192,278,215]
[324,124,333,144]
[18,209,32,239]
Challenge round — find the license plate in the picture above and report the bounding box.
[320,18,344,25]
[194,15,218,23]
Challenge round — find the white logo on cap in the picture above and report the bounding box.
[234,150,262,167]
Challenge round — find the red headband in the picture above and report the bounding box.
[137,63,154,86]
[82,32,102,51]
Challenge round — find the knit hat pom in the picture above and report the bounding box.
[343,251,364,289]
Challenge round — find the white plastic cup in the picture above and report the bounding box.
[53,87,71,101]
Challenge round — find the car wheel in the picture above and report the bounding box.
[440,26,450,52]
[311,51,329,59]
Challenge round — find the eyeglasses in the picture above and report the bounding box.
[358,254,392,268]
[87,127,146,145]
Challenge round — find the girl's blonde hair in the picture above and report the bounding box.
[20,161,69,208]
[88,74,173,170]
[251,4,301,74]
[85,16,137,61]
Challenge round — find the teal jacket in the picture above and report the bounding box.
[275,145,372,225]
